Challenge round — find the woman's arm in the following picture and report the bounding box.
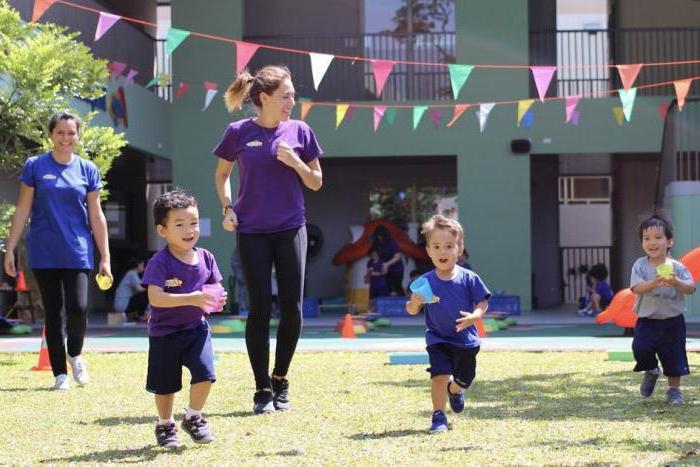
[4,183,35,277]
[87,190,112,282]
[214,158,238,231]
[276,142,322,191]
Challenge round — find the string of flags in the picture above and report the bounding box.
[35,0,699,130]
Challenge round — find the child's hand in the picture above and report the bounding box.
[194,290,220,313]
[405,292,425,315]
[456,311,478,332]
[651,275,667,288]
[659,273,678,288]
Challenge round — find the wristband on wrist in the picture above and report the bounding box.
[222,204,233,216]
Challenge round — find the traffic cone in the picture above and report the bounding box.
[30,327,52,371]
[340,313,356,338]
[15,270,29,293]
[475,318,487,337]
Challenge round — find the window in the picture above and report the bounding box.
[364,0,455,34]
[369,185,457,227]
[558,176,612,204]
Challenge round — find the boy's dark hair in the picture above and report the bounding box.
[638,215,673,241]
[48,111,81,134]
[125,256,144,269]
[589,263,609,281]
[153,188,197,227]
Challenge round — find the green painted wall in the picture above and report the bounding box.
[667,184,700,315]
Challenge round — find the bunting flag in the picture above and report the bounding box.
[166,27,191,55]
[477,103,495,133]
[109,61,127,79]
[202,81,218,111]
[234,41,260,74]
[447,64,473,99]
[95,12,121,41]
[371,60,395,97]
[158,73,172,86]
[568,110,580,127]
[336,104,349,128]
[175,82,190,100]
[446,104,470,127]
[32,0,55,22]
[657,102,671,121]
[565,95,581,123]
[373,105,387,131]
[612,107,625,126]
[522,110,534,129]
[616,64,643,90]
[300,102,313,121]
[517,99,535,127]
[413,105,427,130]
[384,108,397,126]
[673,79,692,111]
[429,108,443,129]
[309,53,334,91]
[618,87,637,122]
[345,106,355,122]
[530,66,556,102]
[124,68,138,86]
[145,76,159,88]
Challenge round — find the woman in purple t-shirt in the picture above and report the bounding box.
[213,65,323,414]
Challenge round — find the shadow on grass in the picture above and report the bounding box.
[254,449,303,457]
[348,428,425,440]
[208,411,256,419]
[41,446,171,463]
[91,416,154,426]
[374,378,426,388]
[0,386,50,392]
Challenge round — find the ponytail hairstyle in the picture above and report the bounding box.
[223,65,291,113]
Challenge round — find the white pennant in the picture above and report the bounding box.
[203,89,218,111]
[477,103,495,133]
[309,52,334,91]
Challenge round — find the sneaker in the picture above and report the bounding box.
[640,368,660,398]
[576,308,591,317]
[253,389,275,414]
[447,382,465,414]
[155,422,183,449]
[52,374,70,390]
[271,376,290,411]
[67,355,89,386]
[181,415,214,444]
[429,410,448,434]
[666,387,684,405]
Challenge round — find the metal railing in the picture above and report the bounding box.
[243,32,455,101]
[154,39,172,101]
[561,247,611,304]
[530,28,700,98]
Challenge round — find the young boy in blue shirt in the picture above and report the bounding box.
[142,189,226,448]
[406,215,490,433]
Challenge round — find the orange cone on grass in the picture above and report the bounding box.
[31,327,52,371]
[340,313,356,338]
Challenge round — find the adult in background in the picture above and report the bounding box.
[4,111,112,390]
[213,65,323,414]
[372,224,405,295]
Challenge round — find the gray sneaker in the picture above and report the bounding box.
[666,387,684,405]
[640,368,660,398]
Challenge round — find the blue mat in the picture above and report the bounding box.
[388,352,429,365]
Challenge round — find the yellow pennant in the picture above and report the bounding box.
[517,99,535,127]
[336,104,349,128]
[612,107,625,126]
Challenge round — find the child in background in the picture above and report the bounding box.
[406,215,490,434]
[366,249,389,299]
[113,257,148,322]
[577,264,613,317]
[630,216,695,404]
[142,189,226,448]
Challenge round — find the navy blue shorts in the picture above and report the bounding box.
[426,343,479,389]
[632,315,689,377]
[146,320,216,395]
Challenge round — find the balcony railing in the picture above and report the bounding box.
[243,32,456,102]
[530,28,700,98]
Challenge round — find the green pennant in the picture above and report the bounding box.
[447,64,473,99]
[145,76,158,88]
[384,108,397,126]
[618,87,637,122]
[413,106,428,130]
[166,27,191,55]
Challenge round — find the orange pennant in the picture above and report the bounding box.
[32,0,56,22]
[616,64,642,90]
[446,104,471,127]
[300,102,313,121]
[657,102,671,122]
[673,79,693,111]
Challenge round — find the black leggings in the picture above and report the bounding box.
[238,226,307,390]
[33,269,89,377]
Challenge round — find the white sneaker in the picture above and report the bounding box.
[53,374,70,390]
[68,355,89,386]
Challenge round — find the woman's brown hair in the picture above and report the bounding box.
[223,65,291,113]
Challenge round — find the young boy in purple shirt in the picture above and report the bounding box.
[142,189,226,448]
[406,215,490,434]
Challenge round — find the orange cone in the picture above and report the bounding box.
[15,270,29,293]
[31,327,52,371]
[475,318,487,337]
[340,313,356,338]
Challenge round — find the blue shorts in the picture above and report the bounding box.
[146,320,216,395]
[632,315,689,377]
[426,343,479,389]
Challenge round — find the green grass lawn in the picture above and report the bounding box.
[1,351,699,465]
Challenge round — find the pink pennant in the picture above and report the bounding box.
[124,68,138,86]
[565,95,581,123]
[371,60,395,97]
[32,0,55,22]
[95,12,121,41]
[373,105,387,131]
[109,61,127,79]
[569,110,580,127]
[673,79,693,111]
[657,102,671,121]
[300,102,313,121]
[429,108,443,129]
[616,64,642,90]
[234,41,259,75]
[203,81,218,91]
[175,83,190,100]
[345,106,355,122]
[530,66,556,102]
[447,104,471,127]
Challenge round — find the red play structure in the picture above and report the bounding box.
[332,219,429,265]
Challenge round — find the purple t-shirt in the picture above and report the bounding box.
[373,239,404,274]
[141,246,222,337]
[213,118,323,233]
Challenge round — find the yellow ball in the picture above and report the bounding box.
[95,274,112,291]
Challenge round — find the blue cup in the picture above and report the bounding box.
[410,277,436,303]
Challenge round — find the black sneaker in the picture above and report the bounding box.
[181,415,214,444]
[253,389,275,414]
[155,422,183,449]
[271,376,290,411]
[640,368,660,398]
